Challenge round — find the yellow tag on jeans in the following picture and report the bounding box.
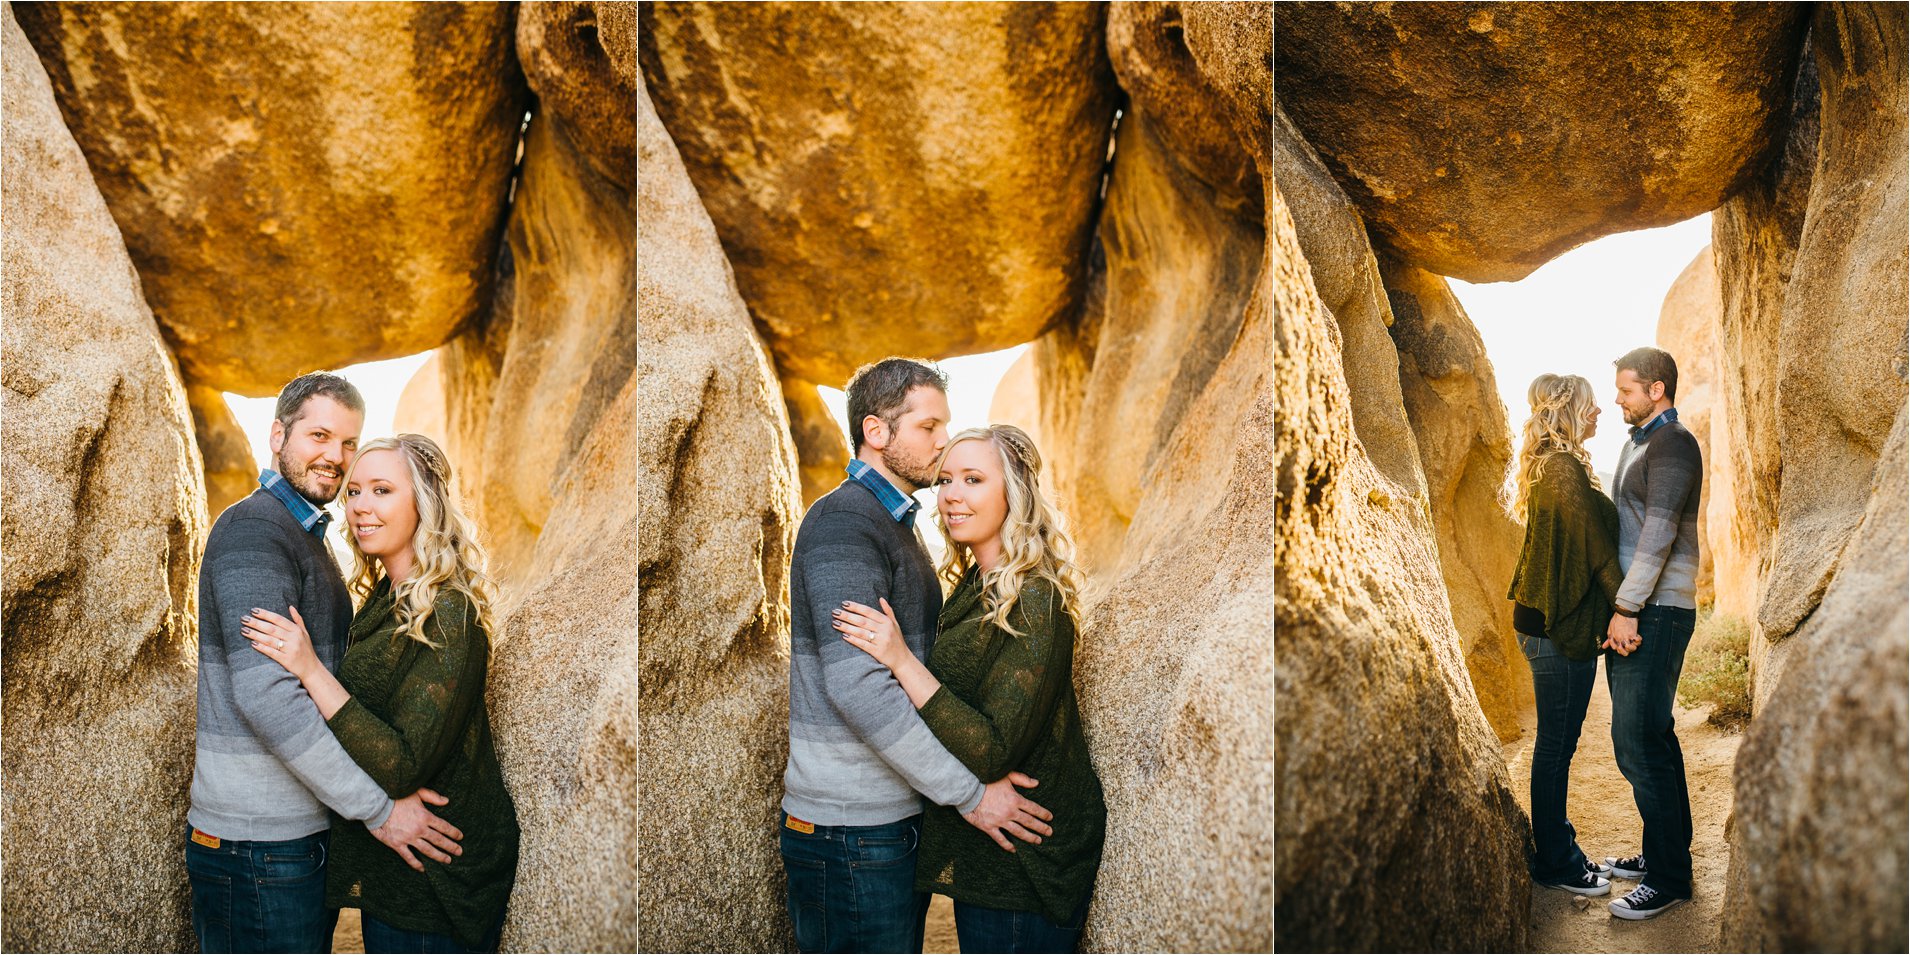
[785,815,815,834]
[190,829,221,849]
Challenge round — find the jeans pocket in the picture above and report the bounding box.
[259,838,326,885]
[782,855,828,953]
[851,825,918,869]
[186,857,234,950]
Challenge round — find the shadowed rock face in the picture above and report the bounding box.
[634,72,800,953]
[1,5,203,948]
[1275,1,1811,281]
[1274,172,1529,950]
[14,2,529,395]
[1380,258,1530,743]
[639,1,1118,385]
[1718,5,1909,949]
[518,1,635,190]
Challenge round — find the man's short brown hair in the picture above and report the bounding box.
[1615,347,1679,403]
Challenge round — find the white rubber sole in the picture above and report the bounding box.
[1609,895,1688,920]
[1535,876,1611,897]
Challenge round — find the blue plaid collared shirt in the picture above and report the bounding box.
[846,458,920,524]
[259,469,333,536]
[1628,406,1679,445]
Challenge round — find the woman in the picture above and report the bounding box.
[832,424,1105,954]
[1503,374,1625,898]
[243,434,520,952]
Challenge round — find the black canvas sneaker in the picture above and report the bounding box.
[1609,883,1688,920]
[1585,859,1614,879]
[1536,868,1611,897]
[1604,854,1647,879]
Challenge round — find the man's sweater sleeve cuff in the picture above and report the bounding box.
[364,797,394,831]
[956,780,985,817]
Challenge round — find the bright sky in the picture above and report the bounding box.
[1452,214,1713,480]
[818,343,1031,550]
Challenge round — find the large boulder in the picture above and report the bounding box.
[14,2,530,395]
[1655,246,1723,607]
[1275,2,1812,281]
[1039,106,1271,951]
[1717,6,1910,948]
[780,376,850,509]
[1723,411,1908,951]
[517,1,635,190]
[1380,258,1531,742]
[639,2,1119,384]
[0,5,203,948]
[1274,166,1528,950]
[633,74,800,952]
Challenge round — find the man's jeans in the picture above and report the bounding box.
[361,911,504,954]
[780,811,930,953]
[1607,603,1697,897]
[184,826,337,953]
[952,894,1090,955]
[1519,632,1599,883]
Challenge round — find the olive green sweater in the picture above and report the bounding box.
[324,578,520,948]
[915,568,1106,926]
[1507,452,1626,661]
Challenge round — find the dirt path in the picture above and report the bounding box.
[1501,661,1742,953]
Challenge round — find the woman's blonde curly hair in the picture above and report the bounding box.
[1502,373,1603,524]
[340,434,498,648]
[933,425,1086,636]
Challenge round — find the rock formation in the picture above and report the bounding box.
[780,377,850,508]
[1717,5,1909,949]
[187,383,259,521]
[986,350,1043,447]
[1275,2,1812,282]
[1655,246,1723,608]
[0,5,203,948]
[638,2,1119,385]
[634,71,800,953]
[15,2,529,395]
[393,352,450,450]
[1380,258,1531,742]
[1274,172,1529,949]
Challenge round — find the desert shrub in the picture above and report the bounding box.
[1678,608,1752,728]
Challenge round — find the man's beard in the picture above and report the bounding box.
[1621,405,1651,426]
[276,451,339,505]
[882,444,936,492]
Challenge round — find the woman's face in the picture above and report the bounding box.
[937,439,1009,549]
[346,448,419,565]
[1582,399,1601,440]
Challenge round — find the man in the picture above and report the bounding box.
[1601,347,1703,921]
[186,372,465,952]
[781,358,1054,953]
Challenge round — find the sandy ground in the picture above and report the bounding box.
[926,893,959,953]
[332,907,363,953]
[1502,661,1742,953]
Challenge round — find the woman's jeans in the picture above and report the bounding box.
[1607,604,1697,897]
[952,894,1090,954]
[361,911,503,954]
[779,811,930,953]
[1519,632,1598,883]
[184,826,336,953]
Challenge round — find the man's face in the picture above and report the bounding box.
[873,386,950,492]
[269,395,364,504]
[1614,369,1661,427]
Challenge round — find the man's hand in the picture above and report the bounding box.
[370,788,463,872]
[962,772,1054,853]
[1603,612,1641,656]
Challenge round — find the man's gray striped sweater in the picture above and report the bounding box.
[188,488,393,840]
[783,478,986,825]
[1612,414,1704,613]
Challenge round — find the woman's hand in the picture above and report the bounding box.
[245,605,319,682]
[835,598,909,671]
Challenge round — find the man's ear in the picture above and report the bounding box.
[861,414,887,451]
[1649,381,1666,403]
[269,419,285,456]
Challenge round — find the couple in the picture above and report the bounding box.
[1506,347,1703,921]
[780,358,1107,954]
[185,372,519,952]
